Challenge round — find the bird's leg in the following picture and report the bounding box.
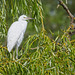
[16,46,18,59]
[13,50,15,60]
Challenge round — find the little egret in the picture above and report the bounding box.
[7,15,33,59]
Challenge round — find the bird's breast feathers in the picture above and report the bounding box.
[7,21,27,52]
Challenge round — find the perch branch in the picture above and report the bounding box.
[58,0,74,23]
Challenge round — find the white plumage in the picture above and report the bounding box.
[7,15,33,59]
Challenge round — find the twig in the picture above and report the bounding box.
[38,0,45,31]
[30,47,37,50]
[30,45,45,50]
[58,0,74,24]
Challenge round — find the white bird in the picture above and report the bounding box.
[7,15,33,59]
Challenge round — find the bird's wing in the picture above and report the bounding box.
[7,21,27,52]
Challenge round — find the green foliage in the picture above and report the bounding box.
[0,0,75,75]
[0,31,75,74]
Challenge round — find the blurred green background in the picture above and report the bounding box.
[1,0,75,45]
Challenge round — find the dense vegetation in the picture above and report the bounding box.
[0,0,75,75]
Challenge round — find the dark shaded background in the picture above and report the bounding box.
[42,0,75,38]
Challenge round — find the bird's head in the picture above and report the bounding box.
[18,15,33,21]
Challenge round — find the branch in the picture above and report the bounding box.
[58,0,74,23]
